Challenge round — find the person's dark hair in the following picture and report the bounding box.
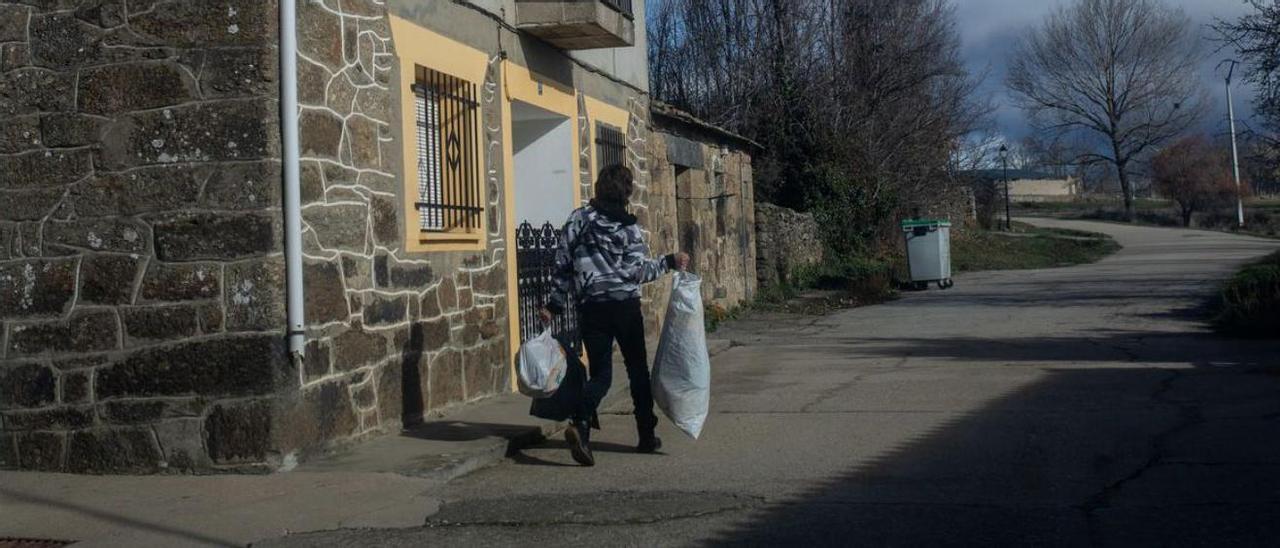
[594,164,634,206]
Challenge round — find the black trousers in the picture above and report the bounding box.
[577,298,658,435]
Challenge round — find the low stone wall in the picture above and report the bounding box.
[755,203,824,288]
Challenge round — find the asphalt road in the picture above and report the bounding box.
[262,219,1280,547]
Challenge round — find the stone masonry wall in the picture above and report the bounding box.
[755,203,824,289]
[277,0,511,459]
[647,131,757,310]
[0,0,287,472]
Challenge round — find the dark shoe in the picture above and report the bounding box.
[636,435,662,454]
[565,420,595,466]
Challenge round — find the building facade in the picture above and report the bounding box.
[1,0,759,474]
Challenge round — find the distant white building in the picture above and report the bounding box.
[960,170,1080,202]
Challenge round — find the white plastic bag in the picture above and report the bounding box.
[517,330,568,399]
[653,272,711,439]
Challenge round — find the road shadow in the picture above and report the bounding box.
[700,330,1280,546]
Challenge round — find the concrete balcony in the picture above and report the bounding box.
[515,0,635,50]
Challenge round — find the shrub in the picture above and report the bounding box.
[1215,252,1280,338]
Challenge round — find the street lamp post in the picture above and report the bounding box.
[1224,59,1246,229]
[999,144,1011,231]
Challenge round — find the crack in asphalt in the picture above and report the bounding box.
[1079,368,1204,547]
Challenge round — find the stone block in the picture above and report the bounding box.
[388,261,433,289]
[28,13,101,68]
[40,112,107,148]
[51,354,108,372]
[0,115,41,153]
[373,254,388,287]
[139,261,221,302]
[300,160,325,203]
[68,165,203,217]
[8,309,119,357]
[324,69,356,115]
[44,217,149,254]
[0,148,92,190]
[298,108,344,160]
[202,161,282,210]
[204,399,272,464]
[74,0,127,28]
[61,369,91,404]
[99,398,204,425]
[457,286,473,309]
[341,254,372,290]
[428,349,464,410]
[470,265,506,295]
[77,254,141,306]
[297,56,330,106]
[273,379,358,453]
[418,317,451,349]
[197,303,224,333]
[0,5,29,43]
[303,338,331,382]
[16,431,64,471]
[362,293,405,326]
[357,171,397,194]
[153,212,279,261]
[350,377,376,410]
[98,99,273,169]
[0,362,56,409]
[303,202,368,251]
[375,362,402,427]
[225,256,286,332]
[122,304,199,346]
[353,86,390,122]
[0,187,63,221]
[298,2,343,69]
[78,61,199,115]
[0,68,76,116]
[420,289,441,319]
[346,116,381,169]
[438,277,457,310]
[200,47,277,98]
[369,194,398,247]
[0,43,29,72]
[95,335,284,399]
[128,0,274,47]
[4,406,94,430]
[465,347,500,398]
[66,427,163,474]
[153,418,209,472]
[304,259,348,325]
[332,325,386,372]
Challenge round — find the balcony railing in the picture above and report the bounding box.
[600,0,633,19]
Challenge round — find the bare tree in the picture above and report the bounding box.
[1006,0,1206,221]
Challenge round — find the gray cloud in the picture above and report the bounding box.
[956,0,1260,140]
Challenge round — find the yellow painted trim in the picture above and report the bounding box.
[501,60,584,389]
[390,16,488,253]
[583,96,631,180]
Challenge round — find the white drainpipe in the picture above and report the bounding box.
[280,0,306,359]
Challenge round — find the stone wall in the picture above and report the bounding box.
[647,121,758,310]
[755,203,824,288]
[0,0,286,472]
[276,0,513,459]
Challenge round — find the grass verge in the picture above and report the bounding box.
[951,223,1120,272]
[1214,251,1280,338]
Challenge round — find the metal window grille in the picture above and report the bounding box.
[600,0,634,19]
[516,221,580,353]
[412,66,483,233]
[595,123,626,173]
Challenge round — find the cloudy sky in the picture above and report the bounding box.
[955,0,1260,141]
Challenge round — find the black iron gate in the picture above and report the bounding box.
[516,221,580,352]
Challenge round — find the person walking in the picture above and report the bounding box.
[540,164,689,467]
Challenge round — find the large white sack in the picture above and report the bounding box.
[653,272,711,439]
[517,330,567,399]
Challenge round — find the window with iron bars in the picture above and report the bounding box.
[412,66,483,234]
[595,123,625,173]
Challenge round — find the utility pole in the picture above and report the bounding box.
[1000,144,1011,231]
[1224,60,1245,229]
